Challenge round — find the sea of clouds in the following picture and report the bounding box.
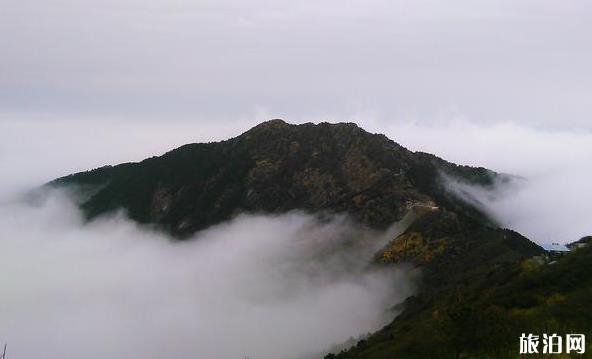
[0,187,411,359]
[1,1,590,356]
[379,120,592,245]
[0,116,590,358]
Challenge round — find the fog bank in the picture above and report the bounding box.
[380,120,592,245]
[0,190,412,359]
[2,116,589,244]
[1,117,590,358]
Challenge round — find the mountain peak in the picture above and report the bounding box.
[242,119,364,138]
[251,118,290,129]
[51,120,497,236]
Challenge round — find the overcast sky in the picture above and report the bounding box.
[1,0,591,130]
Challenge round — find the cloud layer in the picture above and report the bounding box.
[379,120,592,244]
[2,0,591,128]
[1,1,590,356]
[0,115,589,358]
[0,190,412,359]
[1,116,589,244]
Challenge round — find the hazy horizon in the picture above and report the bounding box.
[2,117,590,245]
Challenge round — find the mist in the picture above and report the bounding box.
[2,114,590,236]
[378,120,592,245]
[1,0,590,357]
[1,116,590,358]
[0,189,412,359]
[3,116,588,245]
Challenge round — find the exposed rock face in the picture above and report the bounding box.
[51,120,499,237]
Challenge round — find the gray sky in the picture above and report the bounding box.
[1,0,591,129]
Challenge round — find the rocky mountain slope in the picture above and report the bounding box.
[50,120,590,358]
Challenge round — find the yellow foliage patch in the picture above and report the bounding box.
[380,231,447,264]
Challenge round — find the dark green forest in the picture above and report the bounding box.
[51,121,591,358]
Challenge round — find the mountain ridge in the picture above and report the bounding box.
[51,119,501,237]
[47,120,592,359]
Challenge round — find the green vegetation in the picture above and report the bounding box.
[49,120,591,358]
[332,212,592,358]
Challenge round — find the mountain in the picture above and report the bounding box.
[334,227,592,358]
[49,120,591,358]
[51,119,499,237]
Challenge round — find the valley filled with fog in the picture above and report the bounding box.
[0,187,412,359]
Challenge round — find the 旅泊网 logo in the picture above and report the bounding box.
[519,333,586,355]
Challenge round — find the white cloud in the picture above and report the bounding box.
[1,114,589,243]
[0,190,412,359]
[381,120,592,244]
[1,91,590,357]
